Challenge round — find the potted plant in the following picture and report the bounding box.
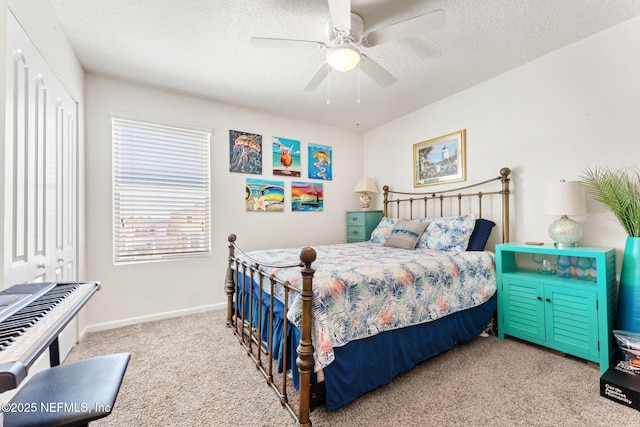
[581,166,640,332]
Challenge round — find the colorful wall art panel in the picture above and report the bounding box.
[246,178,284,212]
[229,129,262,174]
[308,143,332,180]
[272,136,301,177]
[291,181,323,212]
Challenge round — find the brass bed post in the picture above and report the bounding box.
[296,247,317,427]
[383,185,389,217]
[500,168,511,243]
[225,234,237,326]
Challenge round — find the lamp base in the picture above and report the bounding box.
[359,193,372,210]
[548,215,583,247]
[554,242,578,248]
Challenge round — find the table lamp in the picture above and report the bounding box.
[544,180,587,247]
[353,177,378,210]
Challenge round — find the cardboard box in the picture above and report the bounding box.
[600,361,640,411]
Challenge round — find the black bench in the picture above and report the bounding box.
[2,353,131,427]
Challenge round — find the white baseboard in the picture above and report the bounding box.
[80,302,226,337]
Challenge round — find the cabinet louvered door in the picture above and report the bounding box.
[544,285,599,359]
[501,277,545,342]
[4,12,78,287]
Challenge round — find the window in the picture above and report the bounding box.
[112,117,211,263]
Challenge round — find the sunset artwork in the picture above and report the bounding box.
[272,136,301,177]
[245,178,284,212]
[308,143,332,180]
[229,129,262,175]
[291,181,323,212]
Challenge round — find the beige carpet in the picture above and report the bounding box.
[65,309,640,426]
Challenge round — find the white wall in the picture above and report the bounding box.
[83,74,363,328]
[364,15,640,270]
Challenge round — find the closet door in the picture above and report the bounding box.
[2,12,80,376]
[4,12,78,287]
[52,96,78,282]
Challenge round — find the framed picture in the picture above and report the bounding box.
[308,143,332,180]
[229,129,262,175]
[272,136,301,177]
[245,178,284,212]
[291,181,323,212]
[413,130,466,187]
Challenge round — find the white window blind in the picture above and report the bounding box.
[112,117,211,263]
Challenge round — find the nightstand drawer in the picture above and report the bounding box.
[347,225,368,242]
[347,212,366,225]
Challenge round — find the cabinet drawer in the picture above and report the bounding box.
[347,212,366,225]
[347,225,367,242]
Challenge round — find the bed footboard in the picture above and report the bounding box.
[225,234,316,427]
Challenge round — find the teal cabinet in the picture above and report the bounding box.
[496,243,616,373]
[346,210,383,243]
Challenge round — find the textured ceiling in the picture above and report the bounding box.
[49,0,640,132]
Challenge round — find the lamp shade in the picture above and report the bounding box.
[353,177,378,194]
[326,45,361,72]
[543,180,586,216]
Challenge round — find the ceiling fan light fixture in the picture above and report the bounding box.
[326,45,361,72]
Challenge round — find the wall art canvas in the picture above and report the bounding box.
[413,130,466,187]
[229,129,262,174]
[291,181,323,212]
[245,178,284,212]
[272,136,301,177]
[308,143,332,180]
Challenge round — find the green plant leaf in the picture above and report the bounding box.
[580,166,640,237]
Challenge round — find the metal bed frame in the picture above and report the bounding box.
[225,167,511,426]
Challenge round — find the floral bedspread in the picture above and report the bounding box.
[237,242,496,369]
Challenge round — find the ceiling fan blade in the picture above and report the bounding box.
[250,37,326,50]
[328,0,351,31]
[359,55,396,88]
[303,63,331,91]
[365,9,445,46]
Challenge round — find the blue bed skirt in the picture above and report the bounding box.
[321,293,496,409]
[236,272,496,410]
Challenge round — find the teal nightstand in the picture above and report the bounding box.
[346,210,383,242]
[496,243,617,373]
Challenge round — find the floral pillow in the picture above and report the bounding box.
[369,217,401,244]
[416,214,477,251]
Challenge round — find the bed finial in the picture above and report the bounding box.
[299,247,317,266]
[228,234,237,243]
[500,167,511,178]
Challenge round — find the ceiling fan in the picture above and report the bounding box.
[250,0,445,91]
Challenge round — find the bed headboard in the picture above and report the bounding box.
[382,167,511,244]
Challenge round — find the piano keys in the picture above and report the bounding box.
[0,281,100,393]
